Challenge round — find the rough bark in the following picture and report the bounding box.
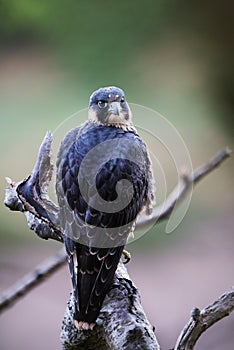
[61,262,159,350]
[174,287,234,350]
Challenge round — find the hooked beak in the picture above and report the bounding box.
[108,101,120,116]
[105,100,131,127]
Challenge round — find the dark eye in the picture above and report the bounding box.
[120,97,125,103]
[98,100,107,108]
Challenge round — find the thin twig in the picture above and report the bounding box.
[0,248,67,313]
[174,287,234,350]
[136,147,232,228]
[192,147,232,183]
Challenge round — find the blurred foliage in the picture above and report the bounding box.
[0,0,233,133]
[0,0,169,81]
[0,0,233,242]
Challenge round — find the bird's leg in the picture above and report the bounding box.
[122,249,131,264]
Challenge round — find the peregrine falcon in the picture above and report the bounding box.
[56,86,154,331]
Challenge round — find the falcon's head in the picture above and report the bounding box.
[88,86,132,129]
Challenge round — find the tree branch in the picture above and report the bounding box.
[4,131,63,243]
[0,248,67,313]
[174,287,234,350]
[136,147,232,227]
[2,131,232,349]
[61,262,160,350]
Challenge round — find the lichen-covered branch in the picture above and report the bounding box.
[174,287,234,350]
[61,262,159,350]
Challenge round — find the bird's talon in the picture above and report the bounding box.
[74,320,96,331]
[122,249,131,264]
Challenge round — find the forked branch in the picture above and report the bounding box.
[174,287,234,350]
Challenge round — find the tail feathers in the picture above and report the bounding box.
[73,244,124,324]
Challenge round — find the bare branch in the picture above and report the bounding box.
[4,131,63,243]
[0,248,67,313]
[0,251,159,349]
[192,147,232,183]
[136,147,232,228]
[174,287,234,350]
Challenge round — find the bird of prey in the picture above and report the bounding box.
[56,86,154,331]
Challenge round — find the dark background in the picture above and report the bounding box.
[0,1,233,349]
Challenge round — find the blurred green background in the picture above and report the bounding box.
[0,1,233,349]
